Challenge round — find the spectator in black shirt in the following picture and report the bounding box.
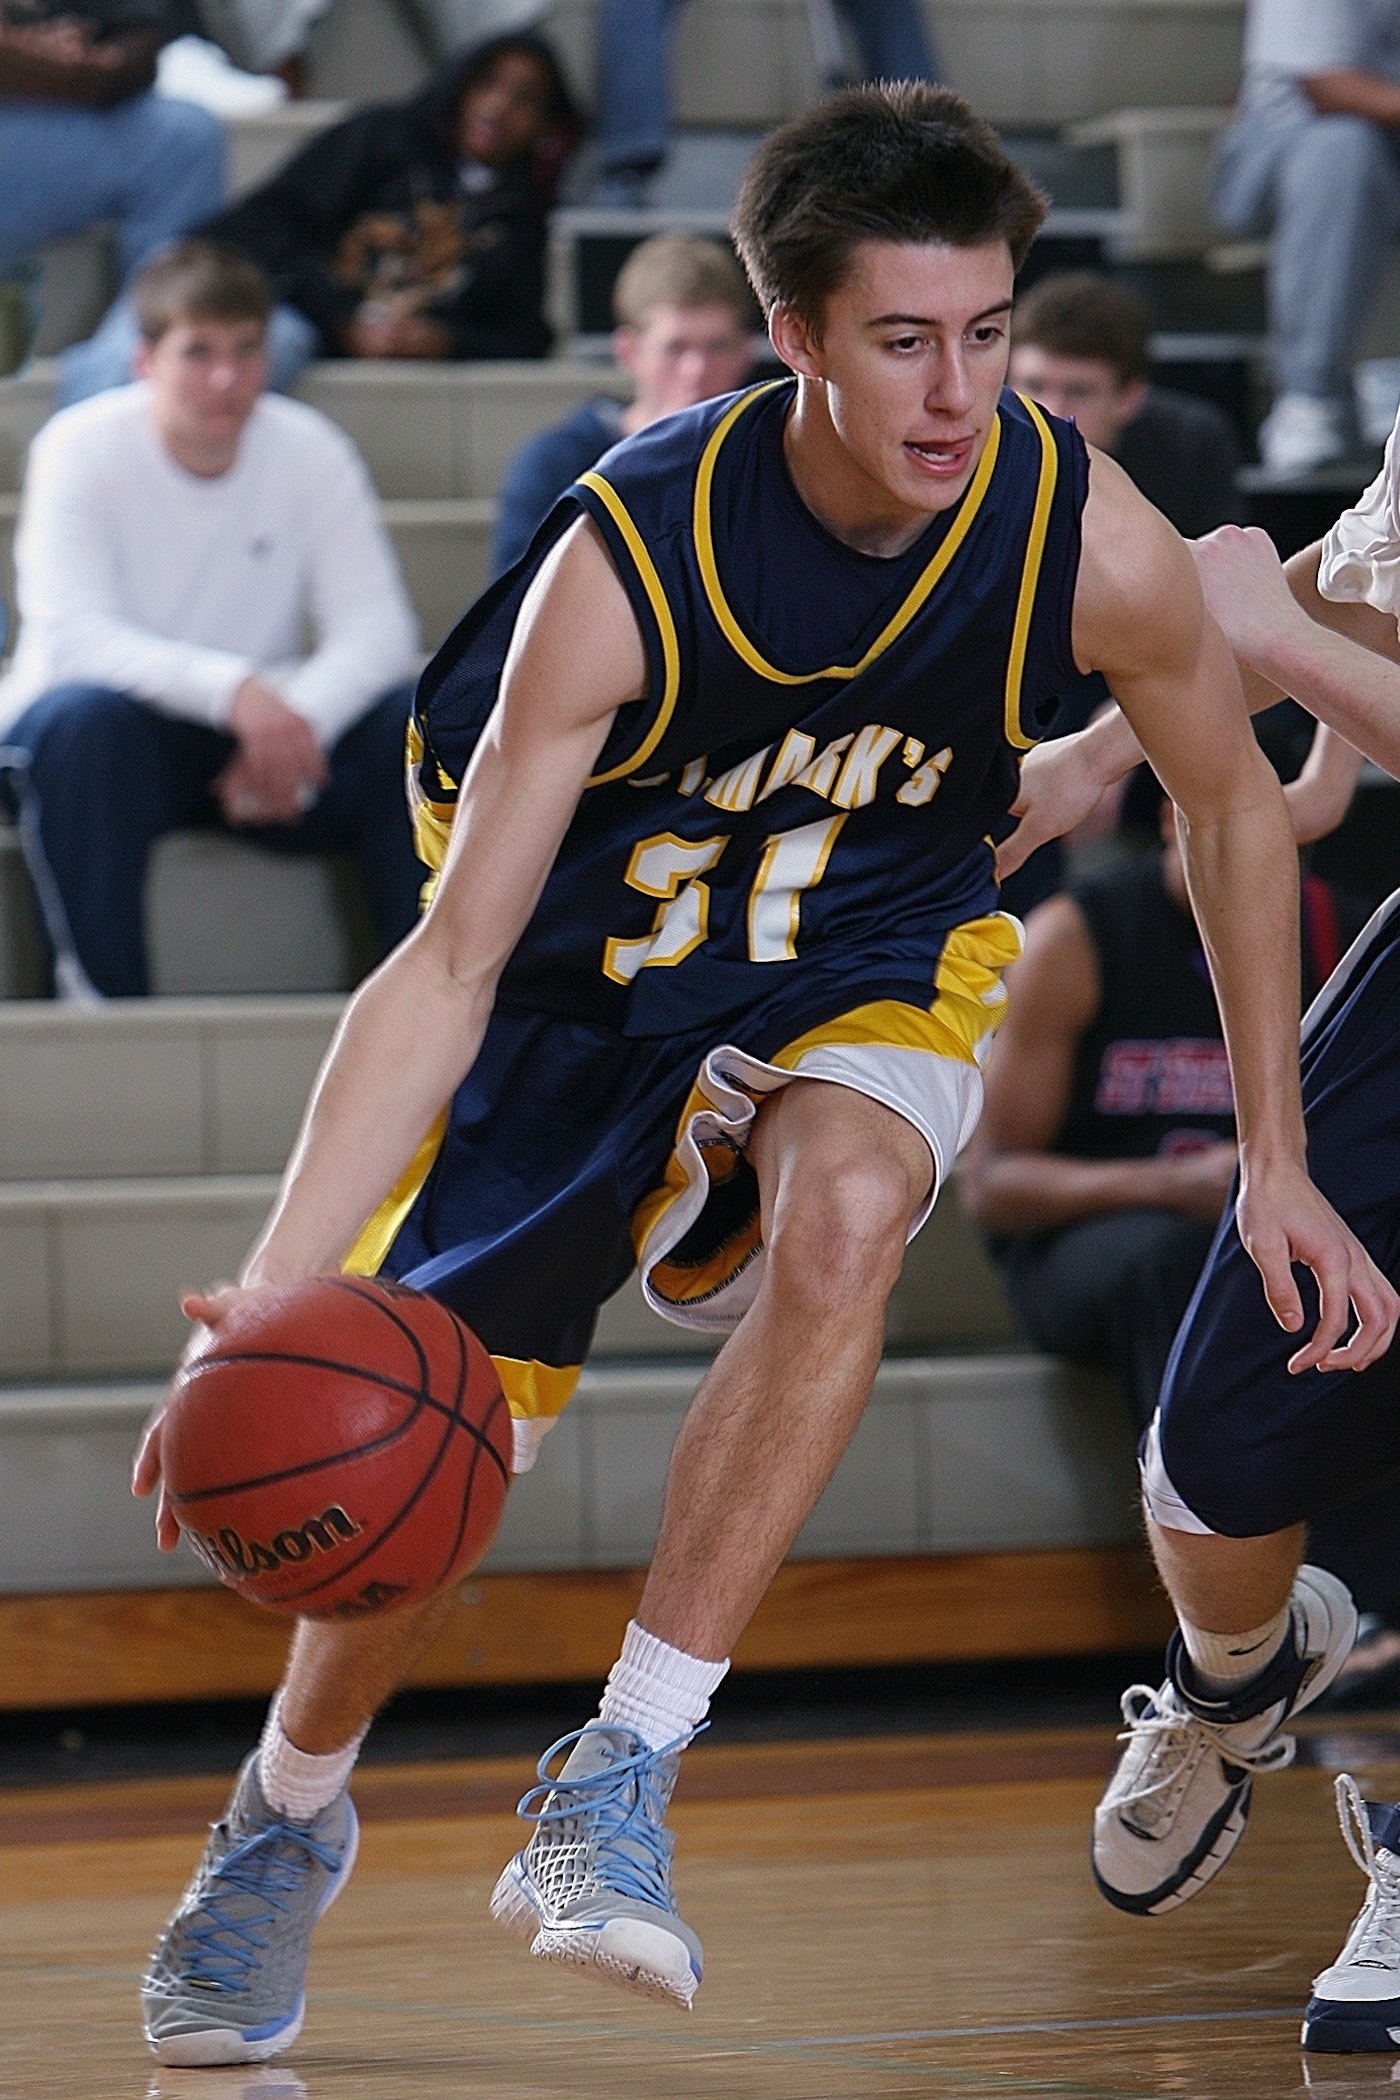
[1009,272,1244,538]
[60,29,579,400]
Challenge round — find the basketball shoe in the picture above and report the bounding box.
[1093,1564,1356,1915]
[1303,1775,1400,2052]
[142,1755,358,2065]
[491,1721,703,2008]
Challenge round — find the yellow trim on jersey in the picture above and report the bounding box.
[576,469,682,785]
[1002,394,1059,752]
[405,713,456,902]
[492,1355,581,1421]
[341,1108,450,1278]
[693,389,1003,686]
[768,920,1022,1071]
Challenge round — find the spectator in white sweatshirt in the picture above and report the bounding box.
[0,240,423,998]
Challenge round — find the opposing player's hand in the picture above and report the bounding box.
[131,1282,260,1549]
[997,732,1123,878]
[1190,526,1312,673]
[1235,1161,1400,1375]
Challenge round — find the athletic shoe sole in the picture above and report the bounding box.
[147,1811,360,2067]
[490,1853,699,2010]
[1091,1779,1252,1917]
[1302,1997,1400,2053]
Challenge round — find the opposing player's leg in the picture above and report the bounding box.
[143,1590,459,2063]
[493,1077,933,2006]
[1094,894,1400,1930]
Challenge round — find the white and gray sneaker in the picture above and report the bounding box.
[491,1721,703,2009]
[142,1755,358,2066]
[1303,1775,1400,2053]
[1093,1564,1357,1916]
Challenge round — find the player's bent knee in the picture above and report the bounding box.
[767,1156,914,1304]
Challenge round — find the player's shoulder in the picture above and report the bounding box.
[580,380,786,523]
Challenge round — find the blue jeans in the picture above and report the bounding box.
[0,92,224,283]
[1211,81,1400,404]
[597,0,938,172]
[58,297,322,406]
[6,681,422,996]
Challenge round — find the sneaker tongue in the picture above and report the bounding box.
[560,1725,643,1782]
[1366,1800,1400,1857]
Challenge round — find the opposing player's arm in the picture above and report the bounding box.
[958,895,1236,1232]
[1071,454,1397,1372]
[1192,527,1400,781]
[136,517,647,1531]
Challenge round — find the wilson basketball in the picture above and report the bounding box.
[161,1275,511,1618]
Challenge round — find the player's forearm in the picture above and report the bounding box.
[1178,784,1307,1174]
[1250,619,1400,780]
[960,1150,1199,1233]
[239,937,496,1288]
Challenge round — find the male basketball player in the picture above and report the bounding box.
[132,83,1395,2066]
[999,501,1400,2055]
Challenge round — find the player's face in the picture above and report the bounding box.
[615,301,755,424]
[779,239,1015,518]
[1007,343,1145,452]
[136,317,267,459]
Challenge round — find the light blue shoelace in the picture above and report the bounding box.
[178,1820,343,1993]
[516,1726,702,1913]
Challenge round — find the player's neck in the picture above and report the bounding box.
[781,382,933,560]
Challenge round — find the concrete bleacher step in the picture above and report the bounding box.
[0,1161,1020,1381]
[0,995,339,1178]
[0,360,624,499]
[0,1351,1135,1599]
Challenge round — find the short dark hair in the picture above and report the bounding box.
[1012,271,1152,385]
[731,82,1046,330]
[132,240,271,345]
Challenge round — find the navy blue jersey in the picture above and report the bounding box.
[410,378,1088,1040]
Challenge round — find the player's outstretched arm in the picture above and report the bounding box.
[1193,525,1400,782]
[135,519,646,1535]
[1073,454,1399,1376]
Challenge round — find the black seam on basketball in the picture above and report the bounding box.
[432,1297,475,1590]
[274,1305,482,1608]
[321,1274,434,1405]
[350,1282,509,1480]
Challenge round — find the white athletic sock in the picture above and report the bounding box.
[256,1693,367,1822]
[1179,1604,1293,1698]
[597,1620,730,1752]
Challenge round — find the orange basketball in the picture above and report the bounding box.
[161,1275,511,1618]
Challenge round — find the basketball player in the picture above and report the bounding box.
[132,84,1395,2066]
[998,501,1400,2055]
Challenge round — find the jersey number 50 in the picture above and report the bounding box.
[602,815,847,984]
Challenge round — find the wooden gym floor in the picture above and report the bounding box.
[3,1723,1400,2098]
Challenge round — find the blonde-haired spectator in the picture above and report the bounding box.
[491,232,756,573]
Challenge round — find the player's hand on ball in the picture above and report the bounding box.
[1235,1160,1400,1376]
[132,1281,262,1550]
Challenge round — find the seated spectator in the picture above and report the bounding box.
[0,0,224,397]
[594,0,938,204]
[1211,0,1400,475]
[959,766,1400,1702]
[492,231,756,574]
[0,241,423,999]
[61,29,579,402]
[1009,273,1244,538]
